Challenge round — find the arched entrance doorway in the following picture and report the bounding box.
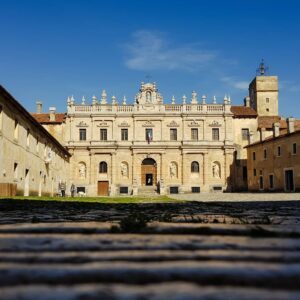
[141,158,157,186]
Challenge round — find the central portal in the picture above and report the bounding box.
[141,158,157,186]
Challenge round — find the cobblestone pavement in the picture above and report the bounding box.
[1,199,300,299]
[170,192,300,201]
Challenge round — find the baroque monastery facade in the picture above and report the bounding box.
[3,63,295,196]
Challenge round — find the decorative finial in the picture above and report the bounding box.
[212,96,217,104]
[191,91,198,104]
[67,96,71,105]
[257,59,269,76]
[112,95,117,105]
[171,95,176,104]
[122,96,127,105]
[182,95,187,104]
[92,95,97,105]
[70,95,75,105]
[101,90,107,105]
[81,96,86,105]
[228,95,231,104]
[202,95,206,104]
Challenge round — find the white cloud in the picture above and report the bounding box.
[221,77,249,90]
[124,30,216,71]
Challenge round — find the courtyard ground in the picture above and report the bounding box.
[0,197,300,299]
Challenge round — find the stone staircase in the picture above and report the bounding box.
[138,185,159,196]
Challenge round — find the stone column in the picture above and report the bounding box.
[224,149,233,191]
[90,118,94,141]
[110,152,116,196]
[132,152,138,195]
[159,153,166,195]
[202,153,206,186]
[181,152,187,193]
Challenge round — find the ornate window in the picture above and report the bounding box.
[99,161,107,173]
[191,128,198,140]
[212,128,219,141]
[241,128,249,141]
[79,128,86,141]
[170,128,177,141]
[191,161,199,173]
[100,129,107,141]
[121,129,128,141]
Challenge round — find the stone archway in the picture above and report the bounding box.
[141,158,157,186]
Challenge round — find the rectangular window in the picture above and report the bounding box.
[277,146,281,157]
[170,128,177,141]
[263,149,267,159]
[79,128,86,141]
[252,152,256,161]
[269,174,274,189]
[243,166,247,181]
[253,168,256,176]
[212,128,219,141]
[145,128,153,142]
[14,163,18,180]
[191,128,198,140]
[14,120,19,140]
[266,98,269,103]
[121,129,128,141]
[241,128,249,141]
[259,176,264,190]
[100,129,107,141]
[292,143,297,155]
[191,187,200,193]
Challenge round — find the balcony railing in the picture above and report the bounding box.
[68,104,228,115]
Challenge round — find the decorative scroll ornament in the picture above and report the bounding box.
[209,120,222,127]
[76,121,89,127]
[167,120,179,127]
[118,121,130,127]
[142,120,155,127]
[188,120,201,127]
[97,121,109,127]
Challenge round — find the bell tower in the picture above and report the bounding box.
[249,60,278,116]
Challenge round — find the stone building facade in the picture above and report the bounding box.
[3,62,296,197]
[246,119,300,192]
[0,86,70,196]
[63,81,259,196]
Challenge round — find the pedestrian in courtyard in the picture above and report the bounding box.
[70,183,75,197]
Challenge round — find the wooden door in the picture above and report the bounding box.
[98,181,109,196]
[141,165,157,186]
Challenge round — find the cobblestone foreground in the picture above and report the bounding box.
[0,199,300,299]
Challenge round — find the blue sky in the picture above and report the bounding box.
[1,0,300,117]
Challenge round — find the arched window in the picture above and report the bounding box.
[99,161,107,173]
[191,161,199,173]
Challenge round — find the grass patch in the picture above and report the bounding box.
[0,195,180,204]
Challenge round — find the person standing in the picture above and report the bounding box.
[70,183,75,197]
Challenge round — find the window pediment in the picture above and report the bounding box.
[167,120,179,127]
[118,121,130,127]
[76,121,89,127]
[142,120,155,127]
[209,120,222,127]
[188,120,201,127]
[96,121,110,127]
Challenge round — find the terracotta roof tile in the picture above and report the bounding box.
[31,113,66,124]
[230,106,257,118]
[257,116,281,129]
